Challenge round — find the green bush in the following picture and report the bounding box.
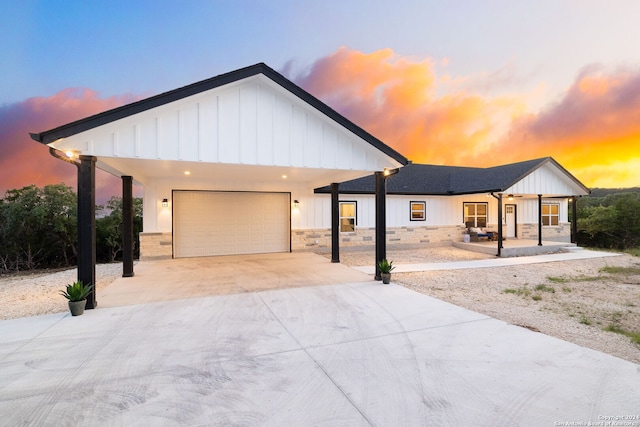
[60,281,93,302]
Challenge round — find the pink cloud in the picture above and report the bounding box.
[0,89,139,202]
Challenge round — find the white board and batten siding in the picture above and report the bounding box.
[53,75,393,174]
[504,162,586,196]
[173,191,290,258]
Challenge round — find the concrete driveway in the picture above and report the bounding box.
[98,252,372,307]
[1,276,639,425]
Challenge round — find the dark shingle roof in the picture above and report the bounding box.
[30,63,408,165]
[315,157,590,195]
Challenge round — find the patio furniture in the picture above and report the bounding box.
[468,227,494,242]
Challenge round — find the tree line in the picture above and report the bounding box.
[0,184,142,274]
[576,188,640,250]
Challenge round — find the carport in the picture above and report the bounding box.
[30,63,407,308]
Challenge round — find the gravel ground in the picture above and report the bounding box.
[328,246,640,365]
[2,248,639,365]
[0,263,122,320]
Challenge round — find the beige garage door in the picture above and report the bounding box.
[173,191,290,258]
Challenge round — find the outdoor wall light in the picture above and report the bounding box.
[162,198,169,208]
[293,200,300,208]
[383,167,399,177]
[65,150,80,159]
[508,194,514,201]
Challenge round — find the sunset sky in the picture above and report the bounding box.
[1,1,639,202]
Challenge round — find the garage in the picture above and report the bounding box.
[173,191,291,258]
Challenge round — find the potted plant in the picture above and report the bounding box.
[60,281,93,316]
[378,259,395,284]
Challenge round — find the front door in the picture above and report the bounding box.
[505,204,516,238]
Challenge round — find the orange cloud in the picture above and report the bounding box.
[0,89,138,202]
[293,48,640,188]
[501,64,640,187]
[293,47,529,167]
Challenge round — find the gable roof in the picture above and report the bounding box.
[30,62,408,166]
[315,157,590,195]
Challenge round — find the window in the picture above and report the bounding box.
[542,203,559,226]
[339,201,356,232]
[410,201,426,221]
[464,202,487,228]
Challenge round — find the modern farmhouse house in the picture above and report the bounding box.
[30,62,590,305]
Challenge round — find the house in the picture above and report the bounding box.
[313,158,591,251]
[30,62,590,307]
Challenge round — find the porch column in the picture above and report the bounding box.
[497,193,503,257]
[571,196,578,244]
[374,171,386,281]
[538,194,543,246]
[78,155,97,309]
[331,183,340,263]
[122,176,135,277]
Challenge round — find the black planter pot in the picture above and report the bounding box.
[68,300,87,316]
[381,273,391,284]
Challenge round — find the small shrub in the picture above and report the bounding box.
[600,266,640,275]
[534,284,555,293]
[603,325,640,344]
[622,248,640,257]
[60,281,93,302]
[503,288,518,294]
[532,294,542,301]
[579,316,592,325]
[547,276,567,283]
[377,259,395,273]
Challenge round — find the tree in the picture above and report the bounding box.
[0,185,143,273]
[1,185,47,270]
[41,184,78,266]
[577,191,640,250]
[96,196,143,263]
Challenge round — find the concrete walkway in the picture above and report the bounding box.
[1,281,638,426]
[353,249,622,274]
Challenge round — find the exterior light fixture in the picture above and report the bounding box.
[162,198,169,208]
[282,175,287,179]
[383,168,399,177]
[65,150,80,159]
[508,194,514,201]
[293,200,300,208]
[184,171,191,175]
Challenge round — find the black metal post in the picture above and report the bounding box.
[331,183,340,263]
[374,172,386,280]
[571,196,578,244]
[497,194,503,257]
[122,176,135,277]
[78,156,97,309]
[538,194,543,246]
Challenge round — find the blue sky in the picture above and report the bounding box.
[1,0,640,195]
[4,0,638,104]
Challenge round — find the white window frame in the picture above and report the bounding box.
[339,201,357,233]
[410,201,426,221]
[541,203,559,226]
[464,202,488,228]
